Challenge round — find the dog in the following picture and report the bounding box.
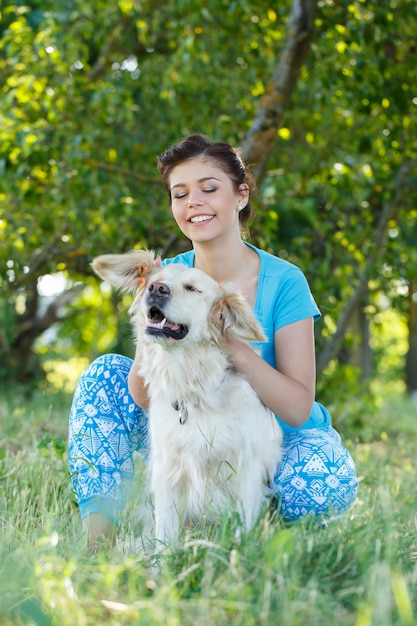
[92,249,283,545]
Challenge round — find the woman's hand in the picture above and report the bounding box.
[221,317,316,427]
[127,343,150,409]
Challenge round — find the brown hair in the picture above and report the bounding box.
[157,134,256,225]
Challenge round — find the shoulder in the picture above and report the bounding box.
[247,243,321,326]
[247,243,305,281]
[161,249,195,267]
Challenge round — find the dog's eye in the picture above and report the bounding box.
[184,284,200,293]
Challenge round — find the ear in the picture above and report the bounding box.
[209,286,266,343]
[237,183,250,208]
[91,249,157,292]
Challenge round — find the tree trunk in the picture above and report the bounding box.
[405,282,417,394]
[240,0,317,181]
[342,288,373,380]
[4,284,84,383]
[359,300,372,380]
[317,160,417,375]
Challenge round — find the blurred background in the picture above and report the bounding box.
[1,0,416,436]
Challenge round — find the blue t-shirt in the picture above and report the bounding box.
[163,243,331,432]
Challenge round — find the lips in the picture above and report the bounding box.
[145,305,188,340]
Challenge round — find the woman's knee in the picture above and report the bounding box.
[272,428,358,521]
[68,353,148,515]
[80,353,133,384]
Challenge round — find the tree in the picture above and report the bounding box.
[1,0,416,391]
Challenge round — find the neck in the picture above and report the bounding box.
[193,238,251,284]
[142,340,230,411]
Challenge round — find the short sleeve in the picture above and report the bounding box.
[273,267,321,332]
[162,250,195,268]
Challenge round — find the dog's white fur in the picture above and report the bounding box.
[92,250,282,545]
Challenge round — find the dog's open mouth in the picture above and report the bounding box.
[145,306,188,340]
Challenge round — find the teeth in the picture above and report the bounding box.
[190,215,213,223]
[148,317,166,329]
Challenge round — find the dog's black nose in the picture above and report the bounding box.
[148,281,170,297]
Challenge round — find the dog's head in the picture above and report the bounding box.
[92,250,266,346]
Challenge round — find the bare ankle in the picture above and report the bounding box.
[83,513,116,552]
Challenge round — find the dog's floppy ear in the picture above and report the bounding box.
[209,286,266,343]
[91,249,159,292]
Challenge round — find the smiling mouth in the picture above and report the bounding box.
[145,305,188,340]
[190,215,214,224]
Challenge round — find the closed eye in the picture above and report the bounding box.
[172,187,218,200]
[184,284,201,293]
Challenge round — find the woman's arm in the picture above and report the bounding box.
[127,344,150,409]
[224,317,316,428]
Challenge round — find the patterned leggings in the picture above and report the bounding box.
[68,354,358,524]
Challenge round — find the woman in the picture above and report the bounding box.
[68,134,358,548]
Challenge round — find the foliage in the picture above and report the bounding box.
[0,0,416,384]
[1,386,417,625]
[266,0,417,360]
[317,305,409,438]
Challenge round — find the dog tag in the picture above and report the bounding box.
[179,408,187,425]
[172,400,188,424]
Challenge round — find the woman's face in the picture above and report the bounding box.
[168,157,249,244]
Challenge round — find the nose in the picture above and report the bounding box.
[148,281,170,297]
[187,189,204,207]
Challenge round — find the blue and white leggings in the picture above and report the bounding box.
[68,354,358,525]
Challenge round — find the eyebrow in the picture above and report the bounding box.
[170,176,222,191]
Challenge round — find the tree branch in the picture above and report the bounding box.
[316,160,417,374]
[15,284,85,349]
[86,18,130,81]
[86,17,174,82]
[82,159,160,184]
[240,0,317,180]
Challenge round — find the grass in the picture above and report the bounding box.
[0,384,416,625]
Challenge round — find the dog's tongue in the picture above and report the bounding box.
[147,317,182,332]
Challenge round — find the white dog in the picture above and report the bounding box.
[92,250,283,545]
